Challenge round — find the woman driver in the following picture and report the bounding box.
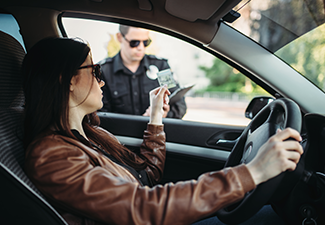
[23,37,303,225]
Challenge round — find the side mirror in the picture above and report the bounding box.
[245,96,274,119]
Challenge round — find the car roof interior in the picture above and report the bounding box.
[1,0,241,50]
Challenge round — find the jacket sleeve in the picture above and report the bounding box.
[96,124,165,185]
[139,124,166,185]
[25,135,255,225]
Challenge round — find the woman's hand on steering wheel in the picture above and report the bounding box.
[246,128,303,186]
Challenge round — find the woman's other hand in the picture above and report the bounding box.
[246,128,303,185]
[142,103,170,118]
[148,85,170,125]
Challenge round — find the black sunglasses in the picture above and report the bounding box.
[78,64,102,83]
[121,33,152,48]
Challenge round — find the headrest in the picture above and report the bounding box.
[0,30,25,108]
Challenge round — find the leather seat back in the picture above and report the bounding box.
[0,30,68,225]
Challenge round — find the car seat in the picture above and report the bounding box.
[0,30,68,225]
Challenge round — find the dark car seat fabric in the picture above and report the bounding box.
[0,30,25,108]
[0,30,68,225]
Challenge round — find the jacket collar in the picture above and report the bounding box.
[112,52,126,74]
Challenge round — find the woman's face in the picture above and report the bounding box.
[69,55,104,115]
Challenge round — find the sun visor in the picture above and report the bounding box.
[165,0,241,22]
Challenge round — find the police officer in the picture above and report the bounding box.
[99,25,187,119]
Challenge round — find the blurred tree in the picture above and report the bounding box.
[254,0,325,91]
[106,34,120,57]
[199,0,325,93]
[199,57,267,94]
[276,23,325,90]
[251,0,325,52]
[199,58,244,92]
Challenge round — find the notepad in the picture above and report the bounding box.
[169,84,195,105]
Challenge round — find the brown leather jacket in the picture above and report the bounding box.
[25,124,255,225]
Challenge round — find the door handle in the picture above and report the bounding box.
[215,138,239,149]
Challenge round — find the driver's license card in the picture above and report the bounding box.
[157,69,177,89]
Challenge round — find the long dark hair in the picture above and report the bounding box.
[22,37,146,170]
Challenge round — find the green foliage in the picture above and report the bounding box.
[276,23,325,91]
[199,57,268,94]
[199,0,325,94]
[199,59,244,92]
[106,34,120,57]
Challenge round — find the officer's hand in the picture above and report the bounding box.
[162,104,170,118]
[142,107,150,117]
[143,98,170,118]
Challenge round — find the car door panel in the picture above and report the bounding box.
[99,112,245,184]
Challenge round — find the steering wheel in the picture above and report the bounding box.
[216,98,302,224]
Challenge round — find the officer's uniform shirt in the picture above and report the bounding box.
[99,52,187,118]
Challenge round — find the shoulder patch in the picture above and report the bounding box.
[147,54,167,61]
[98,57,113,65]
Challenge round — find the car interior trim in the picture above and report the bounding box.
[165,0,241,23]
[5,6,61,50]
[165,0,226,22]
[137,0,152,11]
[116,135,230,161]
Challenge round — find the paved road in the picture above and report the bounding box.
[182,97,251,126]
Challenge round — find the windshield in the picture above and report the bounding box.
[230,0,325,92]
